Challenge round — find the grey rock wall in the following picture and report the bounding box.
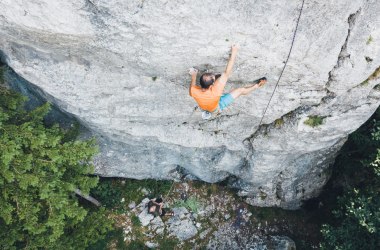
[1,0,380,209]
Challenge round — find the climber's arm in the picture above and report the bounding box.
[188,68,198,96]
[217,44,239,85]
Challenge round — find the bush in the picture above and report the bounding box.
[175,196,201,213]
[131,214,141,227]
[156,236,179,250]
[88,228,126,250]
[126,241,147,250]
[304,115,325,127]
[0,85,113,249]
[320,189,380,249]
[91,178,173,211]
[320,111,380,249]
[91,178,124,209]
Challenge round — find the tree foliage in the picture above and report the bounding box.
[320,112,380,250]
[0,76,112,249]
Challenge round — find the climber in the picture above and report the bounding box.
[189,44,267,119]
[147,197,174,217]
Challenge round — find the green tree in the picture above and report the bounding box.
[0,73,112,249]
[320,115,380,249]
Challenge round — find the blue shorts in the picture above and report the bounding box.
[219,93,234,111]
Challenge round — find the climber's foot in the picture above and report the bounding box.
[253,77,267,85]
[258,77,267,87]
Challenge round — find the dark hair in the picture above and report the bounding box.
[155,197,163,203]
[200,73,215,89]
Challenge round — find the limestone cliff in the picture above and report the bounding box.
[1,0,380,209]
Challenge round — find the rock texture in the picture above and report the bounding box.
[207,230,296,250]
[1,0,380,209]
[166,207,198,241]
[132,199,198,242]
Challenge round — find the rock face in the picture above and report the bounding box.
[1,0,380,209]
[166,207,198,241]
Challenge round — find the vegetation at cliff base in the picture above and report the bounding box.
[0,73,112,249]
[320,109,380,249]
[90,178,172,211]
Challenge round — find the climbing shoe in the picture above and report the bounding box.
[253,77,267,84]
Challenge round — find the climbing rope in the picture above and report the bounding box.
[244,0,305,165]
[257,0,305,127]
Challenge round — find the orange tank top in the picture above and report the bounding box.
[189,82,225,112]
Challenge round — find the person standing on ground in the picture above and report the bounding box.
[189,45,267,119]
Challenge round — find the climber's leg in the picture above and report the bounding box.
[230,79,267,99]
[218,79,267,111]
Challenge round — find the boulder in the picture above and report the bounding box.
[138,208,154,227]
[167,207,198,241]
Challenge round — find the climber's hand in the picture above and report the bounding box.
[189,67,198,76]
[231,44,240,52]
